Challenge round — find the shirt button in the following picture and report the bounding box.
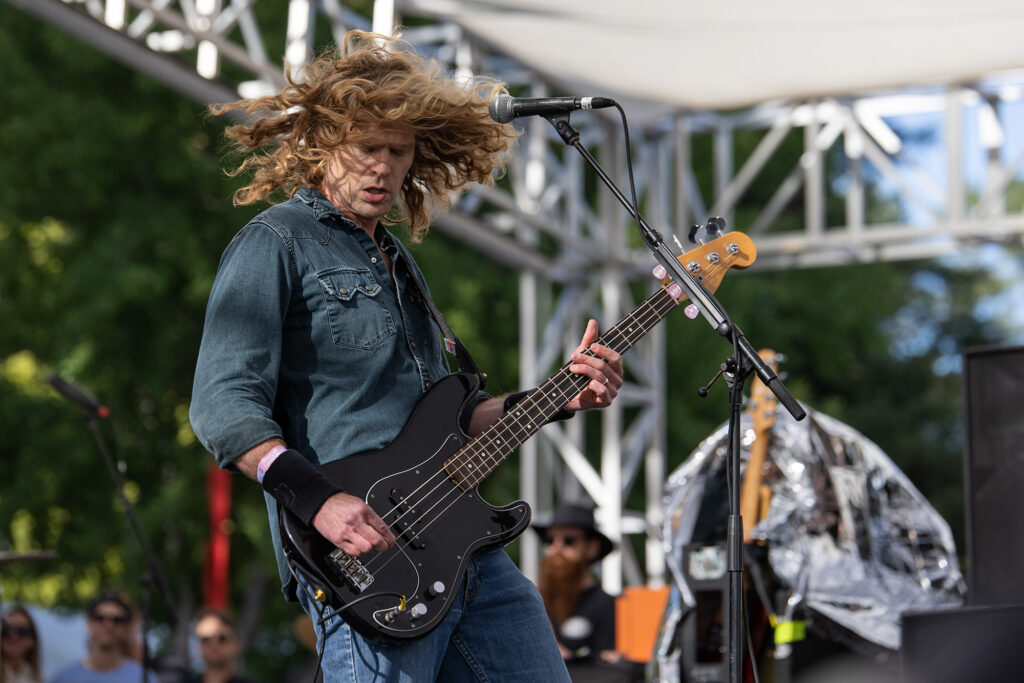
[371,256,378,263]
[410,341,417,349]
[364,285,373,292]
[339,288,349,295]
[425,381,432,389]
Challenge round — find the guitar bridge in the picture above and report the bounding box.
[327,548,374,592]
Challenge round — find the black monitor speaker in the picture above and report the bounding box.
[901,604,1024,683]
[962,344,1024,606]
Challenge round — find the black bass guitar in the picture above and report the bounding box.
[279,231,756,639]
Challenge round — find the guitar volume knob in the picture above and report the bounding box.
[408,603,428,621]
[427,581,446,598]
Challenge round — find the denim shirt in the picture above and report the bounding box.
[189,187,483,596]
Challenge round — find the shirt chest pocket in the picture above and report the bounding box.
[316,267,396,350]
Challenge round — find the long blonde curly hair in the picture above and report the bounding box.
[211,30,516,241]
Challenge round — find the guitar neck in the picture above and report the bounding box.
[447,285,681,489]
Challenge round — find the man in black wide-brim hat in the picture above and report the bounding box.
[533,502,619,671]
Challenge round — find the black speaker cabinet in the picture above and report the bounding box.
[901,604,1024,683]
[962,344,1024,606]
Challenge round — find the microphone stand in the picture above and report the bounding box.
[542,112,806,683]
[80,410,179,682]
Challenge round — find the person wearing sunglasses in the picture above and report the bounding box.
[189,609,259,683]
[1,605,42,683]
[533,502,627,679]
[51,591,157,683]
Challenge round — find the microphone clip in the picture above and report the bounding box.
[543,112,581,146]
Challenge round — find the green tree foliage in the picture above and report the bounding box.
[0,5,304,676]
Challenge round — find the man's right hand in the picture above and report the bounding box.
[312,493,396,556]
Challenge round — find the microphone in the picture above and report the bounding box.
[488,94,616,123]
[47,374,110,418]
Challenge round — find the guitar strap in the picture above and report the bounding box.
[404,270,486,392]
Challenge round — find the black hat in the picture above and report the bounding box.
[531,502,614,561]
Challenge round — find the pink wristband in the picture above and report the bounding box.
[256,444,289,484]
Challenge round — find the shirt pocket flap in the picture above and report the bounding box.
[318,268,382,301]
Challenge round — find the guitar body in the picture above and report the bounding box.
[279,373,530,640]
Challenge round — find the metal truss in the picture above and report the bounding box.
[11,0,1024,592]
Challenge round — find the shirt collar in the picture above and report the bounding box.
[295,186,401,254]
[294,186,351,224]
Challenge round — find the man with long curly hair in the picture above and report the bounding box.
[189,31,623,681]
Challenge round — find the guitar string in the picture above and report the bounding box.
[351,255,738,583]
[353,283,684,578]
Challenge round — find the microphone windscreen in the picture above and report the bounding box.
[488,94,515,124]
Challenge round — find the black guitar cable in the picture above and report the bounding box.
[287,558,410,682]
[287,561,330,682]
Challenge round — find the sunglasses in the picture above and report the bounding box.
[89,613,130,625]
[544,532,586,547]
[1,625,34,638]
[199,633,233,645]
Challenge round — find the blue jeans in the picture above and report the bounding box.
[297,548,570,682]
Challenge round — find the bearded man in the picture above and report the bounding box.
[534,503,618,664]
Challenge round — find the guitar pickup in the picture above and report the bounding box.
[327,547,374,592]
[389,489,426,549]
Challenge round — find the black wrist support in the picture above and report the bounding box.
[260,449,343,526]
[503,389,574,423]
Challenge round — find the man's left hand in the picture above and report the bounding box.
[562,319,623,413]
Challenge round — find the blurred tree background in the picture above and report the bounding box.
[1,3,1021,680]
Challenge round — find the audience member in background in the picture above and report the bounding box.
[190,610,259,683]
[50,591,157,683]
[112,592,142,663]
[1,605,42,683]
[534,503,623,673]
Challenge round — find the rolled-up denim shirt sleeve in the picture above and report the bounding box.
[190,221,291,469]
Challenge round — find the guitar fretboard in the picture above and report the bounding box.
[445,285,681,489]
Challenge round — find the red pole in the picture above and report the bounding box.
[204,465,232,608]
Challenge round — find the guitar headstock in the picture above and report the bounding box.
[653,230,757,302]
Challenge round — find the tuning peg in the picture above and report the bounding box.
[706,216,726,236]
[672,234,687,255]
[687,224,702,244]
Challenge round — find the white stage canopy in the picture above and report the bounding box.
[440,0,1024,110]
